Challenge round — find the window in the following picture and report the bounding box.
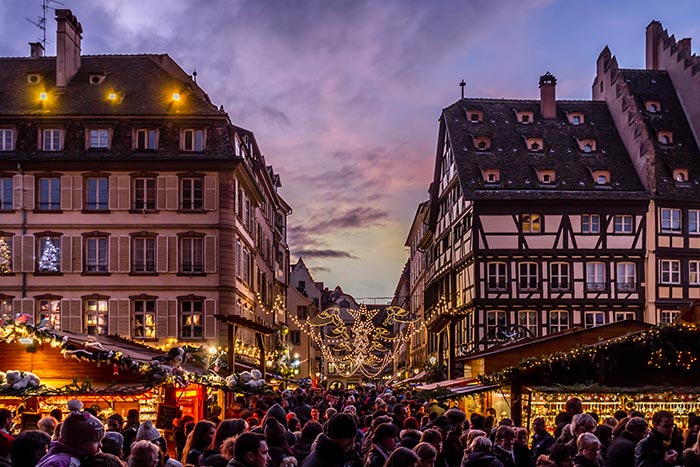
[38,299,61,330]
[135,129,157,150]
[85,299,108,335]
[660,259,681,284]
[85,237,108,273]
[297,306,308,320]
[182,129,204,151]
[486,311,507,340]
[290,330,301,346]
[690,210,700,235]
[474,137,490,150]
[181,177,203,211]
[661,208,681,232]
[0,236,11,274]
[586,262,606,291]
[0,299,12,324]
[646,101,661,113]
[518,310,537,337]
[616,263,637,291]
[88,129,110,149]
[487,262,507,291]
[37,236,61,273]
[42,129,61,151]
[581,214,600,234]
[583,144,592,153]
[584,311,605,328]
[690,261,700,285]
[614,312,636,322]
[614,215,633,233]
[86,177,109,211]
[133,177,156,211]
[660,310,679,324]
[0,177,12,211]
[572,116,581,125]
[181,299,203,338]
[518,262,538,291]
[549,310,569,333]
[550,262,570,291]
[133,299,156,338]
[0,129,13,151]
[522,213,541,233]
[38,177,60,210]
[133,237,156,273]
[542,174,552,183]
[180,236,203,273]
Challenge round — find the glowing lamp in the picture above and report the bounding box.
[172,93,181,101]
[19,337,34,345]
[39,92,48,101]
[108,93,117,101]
[208,347,217,355]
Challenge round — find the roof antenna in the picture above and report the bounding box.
[26,0,64,49]
[192,69,197,83]
[460,79,466,99]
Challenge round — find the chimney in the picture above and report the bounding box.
[55,9,83,87]
[539,71,557,119]
[29,42,44,58]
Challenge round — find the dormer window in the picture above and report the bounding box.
[537,170,555,184]
[592,171,610,185]
[567,112,584,125]
[577,138,597,153]
[467,110,483,123]
[517,111,534,124]
[658,131,673,145]
[483,169,500,184]
[89,74,107,85]
[27,74,43,85]
[646,100,661,113]
[473,136,491,151]
[674,169,688,183]
[526,137,544,152]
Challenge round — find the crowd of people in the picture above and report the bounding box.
[0,389,699,467]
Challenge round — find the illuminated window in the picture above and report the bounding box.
[0,177,12,211]
[0,236,11,274]
[85,237,108,273]
[42,129,61,151]
[0,299,12,324]
[0,129,14,151]
[581,214,600,234]
[89,129,110,149]
[85,177,109,211]
[37,236,61,273]
[38,299,61,330]
[133,237,156,273]
[85,299,108,335]
[133,299,156,339]
[182,129,204,152]
[660,259,681,284]
[180,299,203,339]
[521,213,541,233]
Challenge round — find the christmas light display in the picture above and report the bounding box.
[0,237,10,274]
[39,238,60,272]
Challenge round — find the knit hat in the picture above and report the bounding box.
[372,423,398,444]
[136,420,161,442]
[67,400,83,413]
[60,412,105,446]
[326,413,358,439]
[101,431,124,456]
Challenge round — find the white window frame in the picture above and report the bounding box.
[550,262,570,291]
[486,262,507,291]
[661,208,682,232]
[690,260,700,285]
[549,310,569,333]
[182,129,204,152]
[586,262,606,291]
[614,215,633,233]
[133,299,156,339]
[85,237,108,273]
[616,263,637,291]
[689,210,700,235]
[135,129,158,150]
[518,310,537,337]
[660,259,681,284]
[180,299,203,339]
[88,128,110,149]
[0,129,14,151]
[39,299,61,330]
[486,310,507,340]
[584,311,605,328]
[0,177,12,211]
[37,236,61,273]
[181,177,203,211]
[85,299,108,336]
[133,237,156,273]
[581,214,600,234]
[519,262,539,291]
[180,237,204,274]
[38,177,61,211]
[133,177,156,211]
[42,128,62,151]
[614,311,636,322]
[86,177,109,211]
[660,310,679,324]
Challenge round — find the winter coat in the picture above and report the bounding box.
[606,431,639,467]
[635,429,674,467]
[683,448,700,467]
[531,431,555,461]
[36,441,92,467]
[461,451,505,467]
[573,454,604,467]
[493,446,516,467]
[399,429,422,450]
[301,434,358,467]
[364,444,391,467]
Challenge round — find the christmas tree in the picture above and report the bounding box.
[0,237,10,274]
[39,238,60,272]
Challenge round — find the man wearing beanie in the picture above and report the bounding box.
[365,423,398,467]
[301,413,358,467]
[36,412,104,467]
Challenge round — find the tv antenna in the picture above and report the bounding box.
[26,0,64,49]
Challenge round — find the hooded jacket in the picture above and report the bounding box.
[301,434,356,467]
[36,441,92,467]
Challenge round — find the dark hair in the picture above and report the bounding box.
[613,410,628,421]
[420,428,443,445]
[107,413,124,425]
[652,410,674,426]
[0,408,12,424]
[213,418,247,450]
[11,430,51,467]
[50,408,63,422]
[549,443,572,464]
[385,447,418,467]
[80,452,126,467]
[413,442,437,461]
[234,432,265,462]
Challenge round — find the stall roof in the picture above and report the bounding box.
[214,314,275,335]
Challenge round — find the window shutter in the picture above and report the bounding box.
[23,175,34,210]
[108,175,119,210]
[61,298,82,333]
[156,299,169,339]
[118,175,130,210]
[12,299,22,319]
[119,236,130,273]
[204,299,217,339]
[109,299,119,335]
[61,236,73,272]
[60,175,73,210]
[72,236,82,273]
[12,236,21,273]
[72,175,83,211]
[22,235,34,273]
[168,236,177,272]
[204,235,217,273]
[157,176,166,210]
[12,174,22,210]
[21,298,34,323]
[167,300,177,337]
[166,176,178,210]
[109,236,118,273]
[118,299,130,337]
[204,175,217,211]
[157,236,168,273]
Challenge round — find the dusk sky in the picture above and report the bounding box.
[2,0,700,301]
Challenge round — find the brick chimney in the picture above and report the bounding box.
[55,9,82,87]
[29,42,44,58]
[539,72,557,119]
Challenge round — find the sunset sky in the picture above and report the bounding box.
[2,0,700,301]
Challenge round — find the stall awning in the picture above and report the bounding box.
[416,377,474,391]
[437,383,501,399]
[394,370,426,386]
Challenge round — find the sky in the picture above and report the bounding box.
[2,0,700,301]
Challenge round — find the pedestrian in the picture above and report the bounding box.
[301,413,358,467]
[531,418,554,463]
[683,430,700,467]
[181,420,216,466]
[634,410,678,467]
[492,426,515,467]
[82,453,127,467]
[292,421,322,464]
[38,417,59,437]
[0,409,13,461]
[107,414,124,433]
[572,433,603,467]
[122,410,141,458]
[173,415,194,460]
[11,430,51,467]
[135,420,181,467]
[264,417,296,467]
[413,442,437,467]
[399,417,422,450]
[213,419,248,453]
[208,406,223,426]
[420,429,447,467]
[36,411,105,467]
[102,432,125,458]
[364,423,397,467]
[461,436,503,467]
[128,440,160,467]
[548,444,573,467]
[512,428,532,467]
[605,417,647,467]
[384,446,419,467]
[226,432,271,467]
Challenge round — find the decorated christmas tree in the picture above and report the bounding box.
[0,237,10,274]
[39,238,60,272]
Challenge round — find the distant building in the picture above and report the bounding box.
[413,21,700,378]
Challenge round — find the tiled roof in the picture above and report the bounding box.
[443,98,648,200]
[0,54,221,117]
[619,69,700,200]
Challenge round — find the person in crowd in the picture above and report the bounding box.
[573,433,603,467]
[361,416,392,458]
[122,409,141,458]
[208,406,223,426]
[106,414,124,433]
[36,411,104,467]
[292,421,322,464]
[213,419,248,452]
[11,429,51,467]
[399,417,422,450]
[135,420,181,467]
[182,420,216,466]
[392,404,409,433]
[294,396,312,426]
[413,442,437,467]
[635,410,678,467]
[38,416,59,437]
[102,432,125,458]
[50,409,64,423]
[492,426,515,467]
[420,429,447,467]
[0,409,14,461]
[561,414,597,457]
[555,398,583,441]
[513,427,532,467]
[684,417,700,450]
[444,408,468,467]
[301,413,357,467]
[683,430,700,467]
[82,452,128,467]
[461,436,503,467]
[606,417,648,467]
[365,423,398,467]
[226,432,271,467]
[531,417,555,463]
[128,440,161,467]
[385,446,419,467]
[174,415,194,460]
[264,417,295,467]
[548,444,573,467]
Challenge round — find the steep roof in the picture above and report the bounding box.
[0,54,221,117]
[618,69,700,201]
[443,98,647,201]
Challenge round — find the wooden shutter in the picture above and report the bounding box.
[72,236,82,273]
[109,299,119,335]
[109,299,129,336]
[21,235,34,273]
[12,299,22,319]
[168,300,177,337]
[61,299,82,333]
[109,236,118,273]
[166,176,178,210]
[204,175,217,211]
[204,299,217,339]
[60,175,73,210]
[118,175,130,210]
[108,175,119,210]
[204,235,217,273]
[22,175,34,210]
[156,299,169,339]
[12,175,22,210]
[168,237,177,272]
[156,236,168,273]
[72,175,83,211]
[156,176,166,210]
[21,298,34,323]
[118,236,130,272]
[61,236,73,272]
[12,236,21,273]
